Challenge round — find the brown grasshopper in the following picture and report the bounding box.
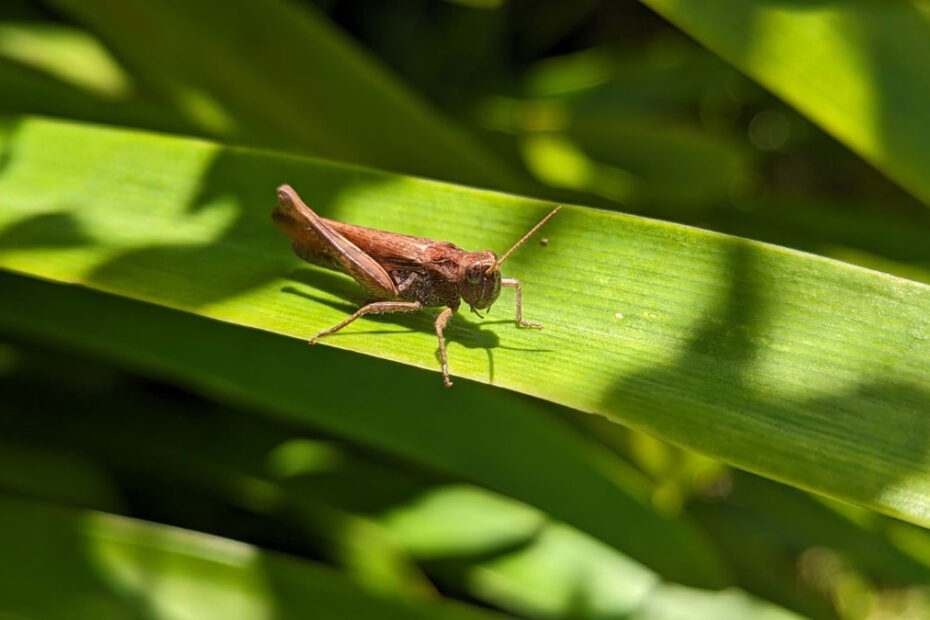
[273,185,560,387]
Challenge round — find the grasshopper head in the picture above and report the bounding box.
[458,205,562,315]
[460,251,501,313]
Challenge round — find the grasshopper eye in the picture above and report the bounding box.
[466,265,483,284]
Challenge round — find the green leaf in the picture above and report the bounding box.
[2,116,930,535]
[0,494,505,619]
[379,484,545,559]
[0,439,122,511]
[448,522,800,619]
[691,471,930,617]
[0,365,439,600]
[43,0,522,190]
[0,21,132,99]
[480,46,751,210]
[515,118,749,209]
[638,0,930,207]
[0,21,198,134]
[0,346,728,605]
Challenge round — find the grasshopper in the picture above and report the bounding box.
[273,185,560,387]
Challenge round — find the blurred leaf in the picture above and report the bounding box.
[0,21,194,134]
[0,361,438,600]
[42,0,522,190]
[1,116,930,536]
[515,118,748,208]
[520,44,737,106]
[0,21,131,98]
[428,522,800,619]
[448,522,658,617]
[691,471,930,618]
[739,473,930,583]
[640,0,930,207]
[478,44,752,210]
[370,478,800,618]
[442,0,504,10]
[568,414,727,516]
[633,584,803,620]
[0,439,122,511]
[566,115,749,207]
[4,353,733,610]
[0,494,505,619]
[380,484,544,559]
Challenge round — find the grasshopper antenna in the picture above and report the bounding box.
[487,205,562,274]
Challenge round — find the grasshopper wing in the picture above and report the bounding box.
[274,185,398,299]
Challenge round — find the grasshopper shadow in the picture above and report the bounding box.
[284,267,551,347]
[284,267,552,351]
[281,274,501,352]
[282,265,521,384]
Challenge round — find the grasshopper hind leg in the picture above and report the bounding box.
[309,301,459,388]
[308,301,422,344]
[434,306,455,387]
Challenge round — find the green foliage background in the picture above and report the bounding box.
[1,1,929,618]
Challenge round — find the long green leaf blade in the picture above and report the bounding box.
[1,117,930,530]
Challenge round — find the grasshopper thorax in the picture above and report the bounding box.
[459,251,501,312]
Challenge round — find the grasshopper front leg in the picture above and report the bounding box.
[501,278,542,329]
[309,301,422,344]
